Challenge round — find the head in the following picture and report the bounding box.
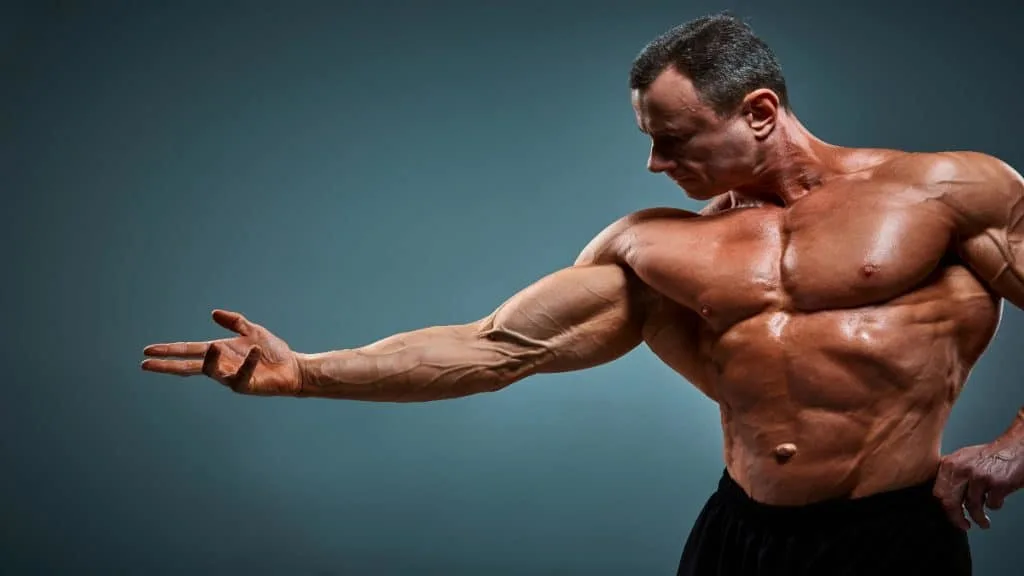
[629,13,790,199]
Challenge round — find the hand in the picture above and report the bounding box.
[933,441,1024,530]
[141,309,303,396]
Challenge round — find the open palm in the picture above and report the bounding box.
[141,309,302,396]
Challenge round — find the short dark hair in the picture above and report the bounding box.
[629,12,789,115]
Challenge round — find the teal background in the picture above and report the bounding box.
[5,0,1023,573]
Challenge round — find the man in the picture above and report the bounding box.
[141,13,1024,575]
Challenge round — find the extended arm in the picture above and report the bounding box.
[298,262,648,402]
[142,214,656,400]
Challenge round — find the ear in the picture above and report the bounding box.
[741,89,779,140]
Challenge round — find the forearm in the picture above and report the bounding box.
[297,264,645,402]
[296,323,549,402]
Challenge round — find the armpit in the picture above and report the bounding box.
[642,294,717,399]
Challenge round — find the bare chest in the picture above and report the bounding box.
[626,194,955,330]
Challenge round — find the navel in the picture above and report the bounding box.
[773,443,798,463]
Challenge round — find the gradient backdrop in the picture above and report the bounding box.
[4,0,1023,574]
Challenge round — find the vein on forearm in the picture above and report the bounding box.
[300,324,551,402]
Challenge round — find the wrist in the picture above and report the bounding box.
[294,352,319,398]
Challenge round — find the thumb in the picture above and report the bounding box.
[212,309,253,335]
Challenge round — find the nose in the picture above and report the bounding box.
[647,144,675,173]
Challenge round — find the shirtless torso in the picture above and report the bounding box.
[588,149,1002,505]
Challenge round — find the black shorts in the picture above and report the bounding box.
[677,469,972,576]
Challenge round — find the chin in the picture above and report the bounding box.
[678,182,721,201]
[686,191,718,201]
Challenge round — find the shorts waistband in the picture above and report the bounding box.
[714,468,939,528]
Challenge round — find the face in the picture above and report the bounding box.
[631,67,778,200]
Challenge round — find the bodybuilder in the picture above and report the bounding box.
[141,13,1024,575]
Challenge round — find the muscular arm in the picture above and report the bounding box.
[937,154,1024,431]
[936,152,1024,307]
[298,250,648,402]
[929,152,1024,526]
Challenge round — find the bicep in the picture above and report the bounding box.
[941,153,1024,306]
[477,264,647,374]
[488,207,701,375]
[958,227,1024,305]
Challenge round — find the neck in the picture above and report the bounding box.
[733,111,842,206]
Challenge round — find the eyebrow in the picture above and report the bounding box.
[640,125,691,138]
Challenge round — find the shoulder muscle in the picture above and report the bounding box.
[575,207,699,266]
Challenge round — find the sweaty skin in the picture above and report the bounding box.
[141,67,1024,527]
[599,164,1005,506]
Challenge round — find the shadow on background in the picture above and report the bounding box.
[4,0,1023,574]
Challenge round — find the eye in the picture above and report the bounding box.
[654,134,688,150]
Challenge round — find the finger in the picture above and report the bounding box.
[212,309,253,336]
[986,486,1008,510]
[934,476,970,530]
[932,462,956,501]
[202,342,224,379]
[965,480,991,529]
[230,345,262,390]
[140,358,204,376]
[943,500,970,531]
[143,342,210,358]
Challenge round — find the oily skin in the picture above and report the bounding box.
[142,67,1024,531]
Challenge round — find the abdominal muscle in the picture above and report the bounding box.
[721,393,949,505]
[705,267,999,506]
